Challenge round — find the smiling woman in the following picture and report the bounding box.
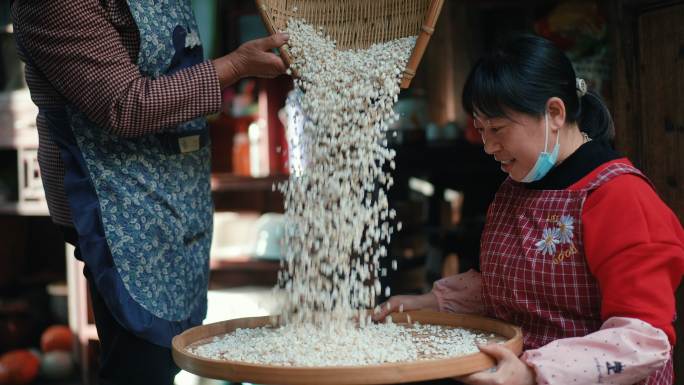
[463,33,609,183]
[471,105,589,183]
[463,34,614,146]
[378,33,684,385]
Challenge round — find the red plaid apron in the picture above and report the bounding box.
[480,162,673,384]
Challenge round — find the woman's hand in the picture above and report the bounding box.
[372,293,439,322]
[214,33,289,87]
[457,344,536,385]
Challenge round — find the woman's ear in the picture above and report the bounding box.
[546,97,566,132]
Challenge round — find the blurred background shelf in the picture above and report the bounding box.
[209,256,279,289]
[211,174,286,213]
[0,201,49,216]
[211,173,287,192]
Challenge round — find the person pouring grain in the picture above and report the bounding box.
[11,1,288,384]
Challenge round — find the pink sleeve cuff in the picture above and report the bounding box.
[521,317,671,385]
[431,269,484,315]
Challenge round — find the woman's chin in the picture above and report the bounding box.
[503,164,529,182]
[507,170,525,182]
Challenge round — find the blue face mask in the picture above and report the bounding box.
[521,112,559,183]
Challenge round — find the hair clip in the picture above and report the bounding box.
[576,78,588,98]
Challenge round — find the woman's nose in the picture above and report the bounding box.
[482,133,501,155]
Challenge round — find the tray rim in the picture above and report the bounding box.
[172,310,523,385]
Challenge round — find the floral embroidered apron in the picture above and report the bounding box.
[39,0,212,347]
[480,162,672,385]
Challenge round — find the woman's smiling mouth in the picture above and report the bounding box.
[497,158,515,173]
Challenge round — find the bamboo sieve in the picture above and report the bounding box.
[255,0,445,88]
[173,310,523,384]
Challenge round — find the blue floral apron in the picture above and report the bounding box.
[42,1,212,347]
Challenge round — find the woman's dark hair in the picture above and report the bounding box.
[462,34,614,148]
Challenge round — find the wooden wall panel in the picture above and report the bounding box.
[612,2,684,383]
[610,0,643,166]
[638,4,684,222]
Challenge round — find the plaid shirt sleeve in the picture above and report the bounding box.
[12,0,222,138]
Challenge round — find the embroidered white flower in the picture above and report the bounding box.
[557,215,575,244]
[536,227,560,256]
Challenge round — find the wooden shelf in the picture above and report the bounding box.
[211,173,288,192]
[209,256,280,289]
[211,174,286,212]
[0,201,49,216]
[0,89,40,149]
[0,131,39,149]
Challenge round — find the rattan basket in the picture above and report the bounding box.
[255,0,445,88]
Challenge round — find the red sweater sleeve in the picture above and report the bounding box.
[581,172,684,345]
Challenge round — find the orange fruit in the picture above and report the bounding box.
[0,350,40,385]
[40,325,73,353]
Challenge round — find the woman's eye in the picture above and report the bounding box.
[491,126,503,133]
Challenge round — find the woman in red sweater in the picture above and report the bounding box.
[375,34,684,385]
